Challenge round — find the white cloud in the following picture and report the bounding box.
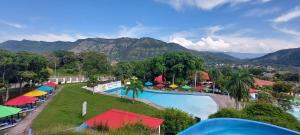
[156,0,271,11]
[0,20,25,28]
[117,23,158,38]
[272,25,300,36]
[0,23,158,42]
[244,7,279,17]
[2,33,88,42]
[168,26,299,53]
[273,6,300,23]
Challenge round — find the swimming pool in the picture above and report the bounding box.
[104,88,218,120]
[178,118,300,135]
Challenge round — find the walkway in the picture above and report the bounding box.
[7,86,64,135]
[210,94,235,109]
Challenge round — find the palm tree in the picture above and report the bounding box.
[124,77,143,102]
[226,69,254,109]
[209,68,222,94]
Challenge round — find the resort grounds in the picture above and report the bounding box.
[31,83,162,134]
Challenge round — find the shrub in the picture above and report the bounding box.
[209,108,244,118]
[158,108,196,135]
[209,102,300,132]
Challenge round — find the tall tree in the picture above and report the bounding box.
[226,69,254,109]
[82,52,111,76]
[209,68,222,94]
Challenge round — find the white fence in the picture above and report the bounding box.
[48,76,87,84]
[83,81,121,93]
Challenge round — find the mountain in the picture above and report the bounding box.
[225,52,266,59]
[250,48,300,67]
[0,37,239,63]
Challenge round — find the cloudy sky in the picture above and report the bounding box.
[0,0,300,53]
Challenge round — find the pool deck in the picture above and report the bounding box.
[91,87,235,110]
[210,94,235,109]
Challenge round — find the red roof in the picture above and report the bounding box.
[44,82,58,87]
[254,79,274,87]
[200,71,210,81]
[154,75,165,83]
[5,96,38,106]
[84,109,164,129]
[195,85,205,91]
[156,83,165,88]
[249,88,257,93]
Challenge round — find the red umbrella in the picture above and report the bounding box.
[5,96,38,106]
[44,82,58,87]
[154,75,165,83]
[195,85,205,91]
[156,83,165,88]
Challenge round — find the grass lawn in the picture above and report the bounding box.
[31,83,162,134]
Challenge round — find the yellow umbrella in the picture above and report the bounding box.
[24,90,47,97]
[169,84,178,89]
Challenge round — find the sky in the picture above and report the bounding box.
[0,0,300,53]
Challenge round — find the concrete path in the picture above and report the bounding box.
[7,86,64,135]
[210,94,235,109]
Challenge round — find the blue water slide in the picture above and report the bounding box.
[178,118,300,135]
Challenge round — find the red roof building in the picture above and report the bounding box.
[200,71,210,81]
[5,95,38,106]
[254,79,274,87]
[84,109,164,130]
[249,88,258,93]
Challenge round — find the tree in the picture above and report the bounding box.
[158,108,196,134]
[209,102,300,132]
[82,52,111,76]
[0,50,13,83]
[209,68,222,93]
[87,75,98,94]
[114,62,133,81]
[0,81,11,103]
[257,91,274,104]
[273,81,293,93]
[226,69,254,109]
[124,78,143,102]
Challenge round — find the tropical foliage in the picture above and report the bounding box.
[225,69,254,109]
[0,50,49,98]
[158,108,196,135]
[210,102,300,132]
[124,78,144,101]
[114,52,203,85]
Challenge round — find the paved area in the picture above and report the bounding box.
[7,86,64,135]
[210,94,235,109]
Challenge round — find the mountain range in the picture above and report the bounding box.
[250,47,300,67]
[0,37,299,67]
[0,37,239,64]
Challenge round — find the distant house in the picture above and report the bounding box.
[200,71,212,85]
[254,78,274,87]
[249,88,259,99]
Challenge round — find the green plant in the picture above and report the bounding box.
[209,102,300,132]
[124,78,143,102]
[225,69,254,109]
[209,108,244,118]
[158,108,196,135]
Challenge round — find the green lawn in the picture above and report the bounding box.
[31,83,161,134]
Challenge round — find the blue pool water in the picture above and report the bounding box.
[105,88,218,119]
[178,118,300,135]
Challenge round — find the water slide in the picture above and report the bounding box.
[178,118,300,135]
